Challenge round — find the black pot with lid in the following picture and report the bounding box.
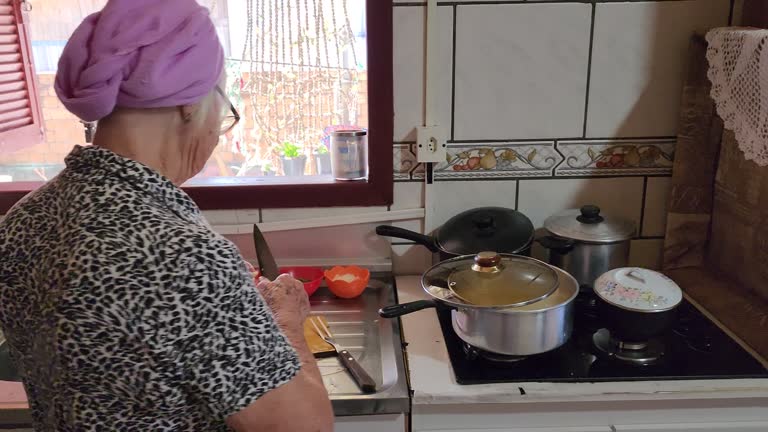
[376,207,535,260]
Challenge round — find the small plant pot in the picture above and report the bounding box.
[315,152,332,175]
[281,156,307,176]
[244,165,277,177]
[244,166,264,177]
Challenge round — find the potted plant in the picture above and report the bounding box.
[262,162,276,177]
[277,142,307,176]
[315,144,332,175]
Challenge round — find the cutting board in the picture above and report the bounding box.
[303,316,336,358]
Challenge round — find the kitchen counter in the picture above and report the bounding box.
[0,273,409,425]
[395,275,768,406]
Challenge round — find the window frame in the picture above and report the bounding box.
[0,0,393,213]
[0,0,43,155]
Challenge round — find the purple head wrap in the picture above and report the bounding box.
[55,0,225,122]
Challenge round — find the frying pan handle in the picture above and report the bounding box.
[375,225,440,253]
[537,236,576,254]
[379,300,438,318]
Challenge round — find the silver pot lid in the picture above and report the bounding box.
[543,205,635,243]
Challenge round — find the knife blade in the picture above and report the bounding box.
[253,224,279,280]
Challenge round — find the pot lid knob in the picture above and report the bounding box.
[472,214,495,230]
[577,205,605,224]
[474,252,501,270]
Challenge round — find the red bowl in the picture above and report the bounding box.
[279,267,325,297]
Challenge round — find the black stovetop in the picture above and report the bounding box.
[437,290,768,385]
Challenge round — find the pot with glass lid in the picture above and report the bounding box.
[538,205,636,288]
[378,252,578,356]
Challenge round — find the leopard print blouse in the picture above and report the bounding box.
[0,146,300,431]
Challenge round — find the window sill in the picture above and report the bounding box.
[184,175,392,210]
[0,175,393,213]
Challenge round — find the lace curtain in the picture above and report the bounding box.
[706,28,768,166]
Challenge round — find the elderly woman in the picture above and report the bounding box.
[0,0,333,431]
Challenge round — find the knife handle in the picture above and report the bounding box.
[338,349,376,393]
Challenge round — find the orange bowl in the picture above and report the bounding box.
[324,266,370,299]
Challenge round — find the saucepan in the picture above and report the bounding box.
[594,267,683,342]
[379,253,578,356]
[376,207,535,261]
[537,205,635,288]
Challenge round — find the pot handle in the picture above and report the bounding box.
[379,300,438,318]
[536,236,576,254]
[376,225,440,253]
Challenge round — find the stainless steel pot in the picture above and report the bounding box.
[538,205,635,287]
[451,266,577,355]
[379,254,578,356]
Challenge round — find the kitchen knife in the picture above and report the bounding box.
[253,224,279,280]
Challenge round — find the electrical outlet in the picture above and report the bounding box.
[416,126,447,163]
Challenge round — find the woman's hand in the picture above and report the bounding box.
[255,274,310,331]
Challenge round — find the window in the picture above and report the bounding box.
[0,0,393,212]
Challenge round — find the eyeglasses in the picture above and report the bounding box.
[215,86,240,135]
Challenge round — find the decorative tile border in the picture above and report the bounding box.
[434,141,560,180]
[393,144,424,181]
[394,139,676,181]
[556,139,675,177]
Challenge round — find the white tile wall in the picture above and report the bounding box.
[393,6,453,141]
[389,218,424,240]
[392,182,424,211]
[213,0,735,275]
[453,3,591,140]
[517,177,645,230]
[642,177,672,237]
[391,244,433,275]
[201,210,240,225]
[586,0,730,138]
[261,206,387,223]
[236,209,261,224]
[227,223,391,262]
[426,180,517,233]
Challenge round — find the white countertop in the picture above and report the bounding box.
[394,275,768,406]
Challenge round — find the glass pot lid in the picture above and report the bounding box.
[594,267,683,312]
[426,252,559,308]
[543,205,636,244]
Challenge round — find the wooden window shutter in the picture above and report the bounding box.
[0,0,42,153]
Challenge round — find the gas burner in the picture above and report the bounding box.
[462,343,528,364]
[593,329,665,366]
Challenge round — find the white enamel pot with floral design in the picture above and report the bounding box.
[594,267,683,342]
